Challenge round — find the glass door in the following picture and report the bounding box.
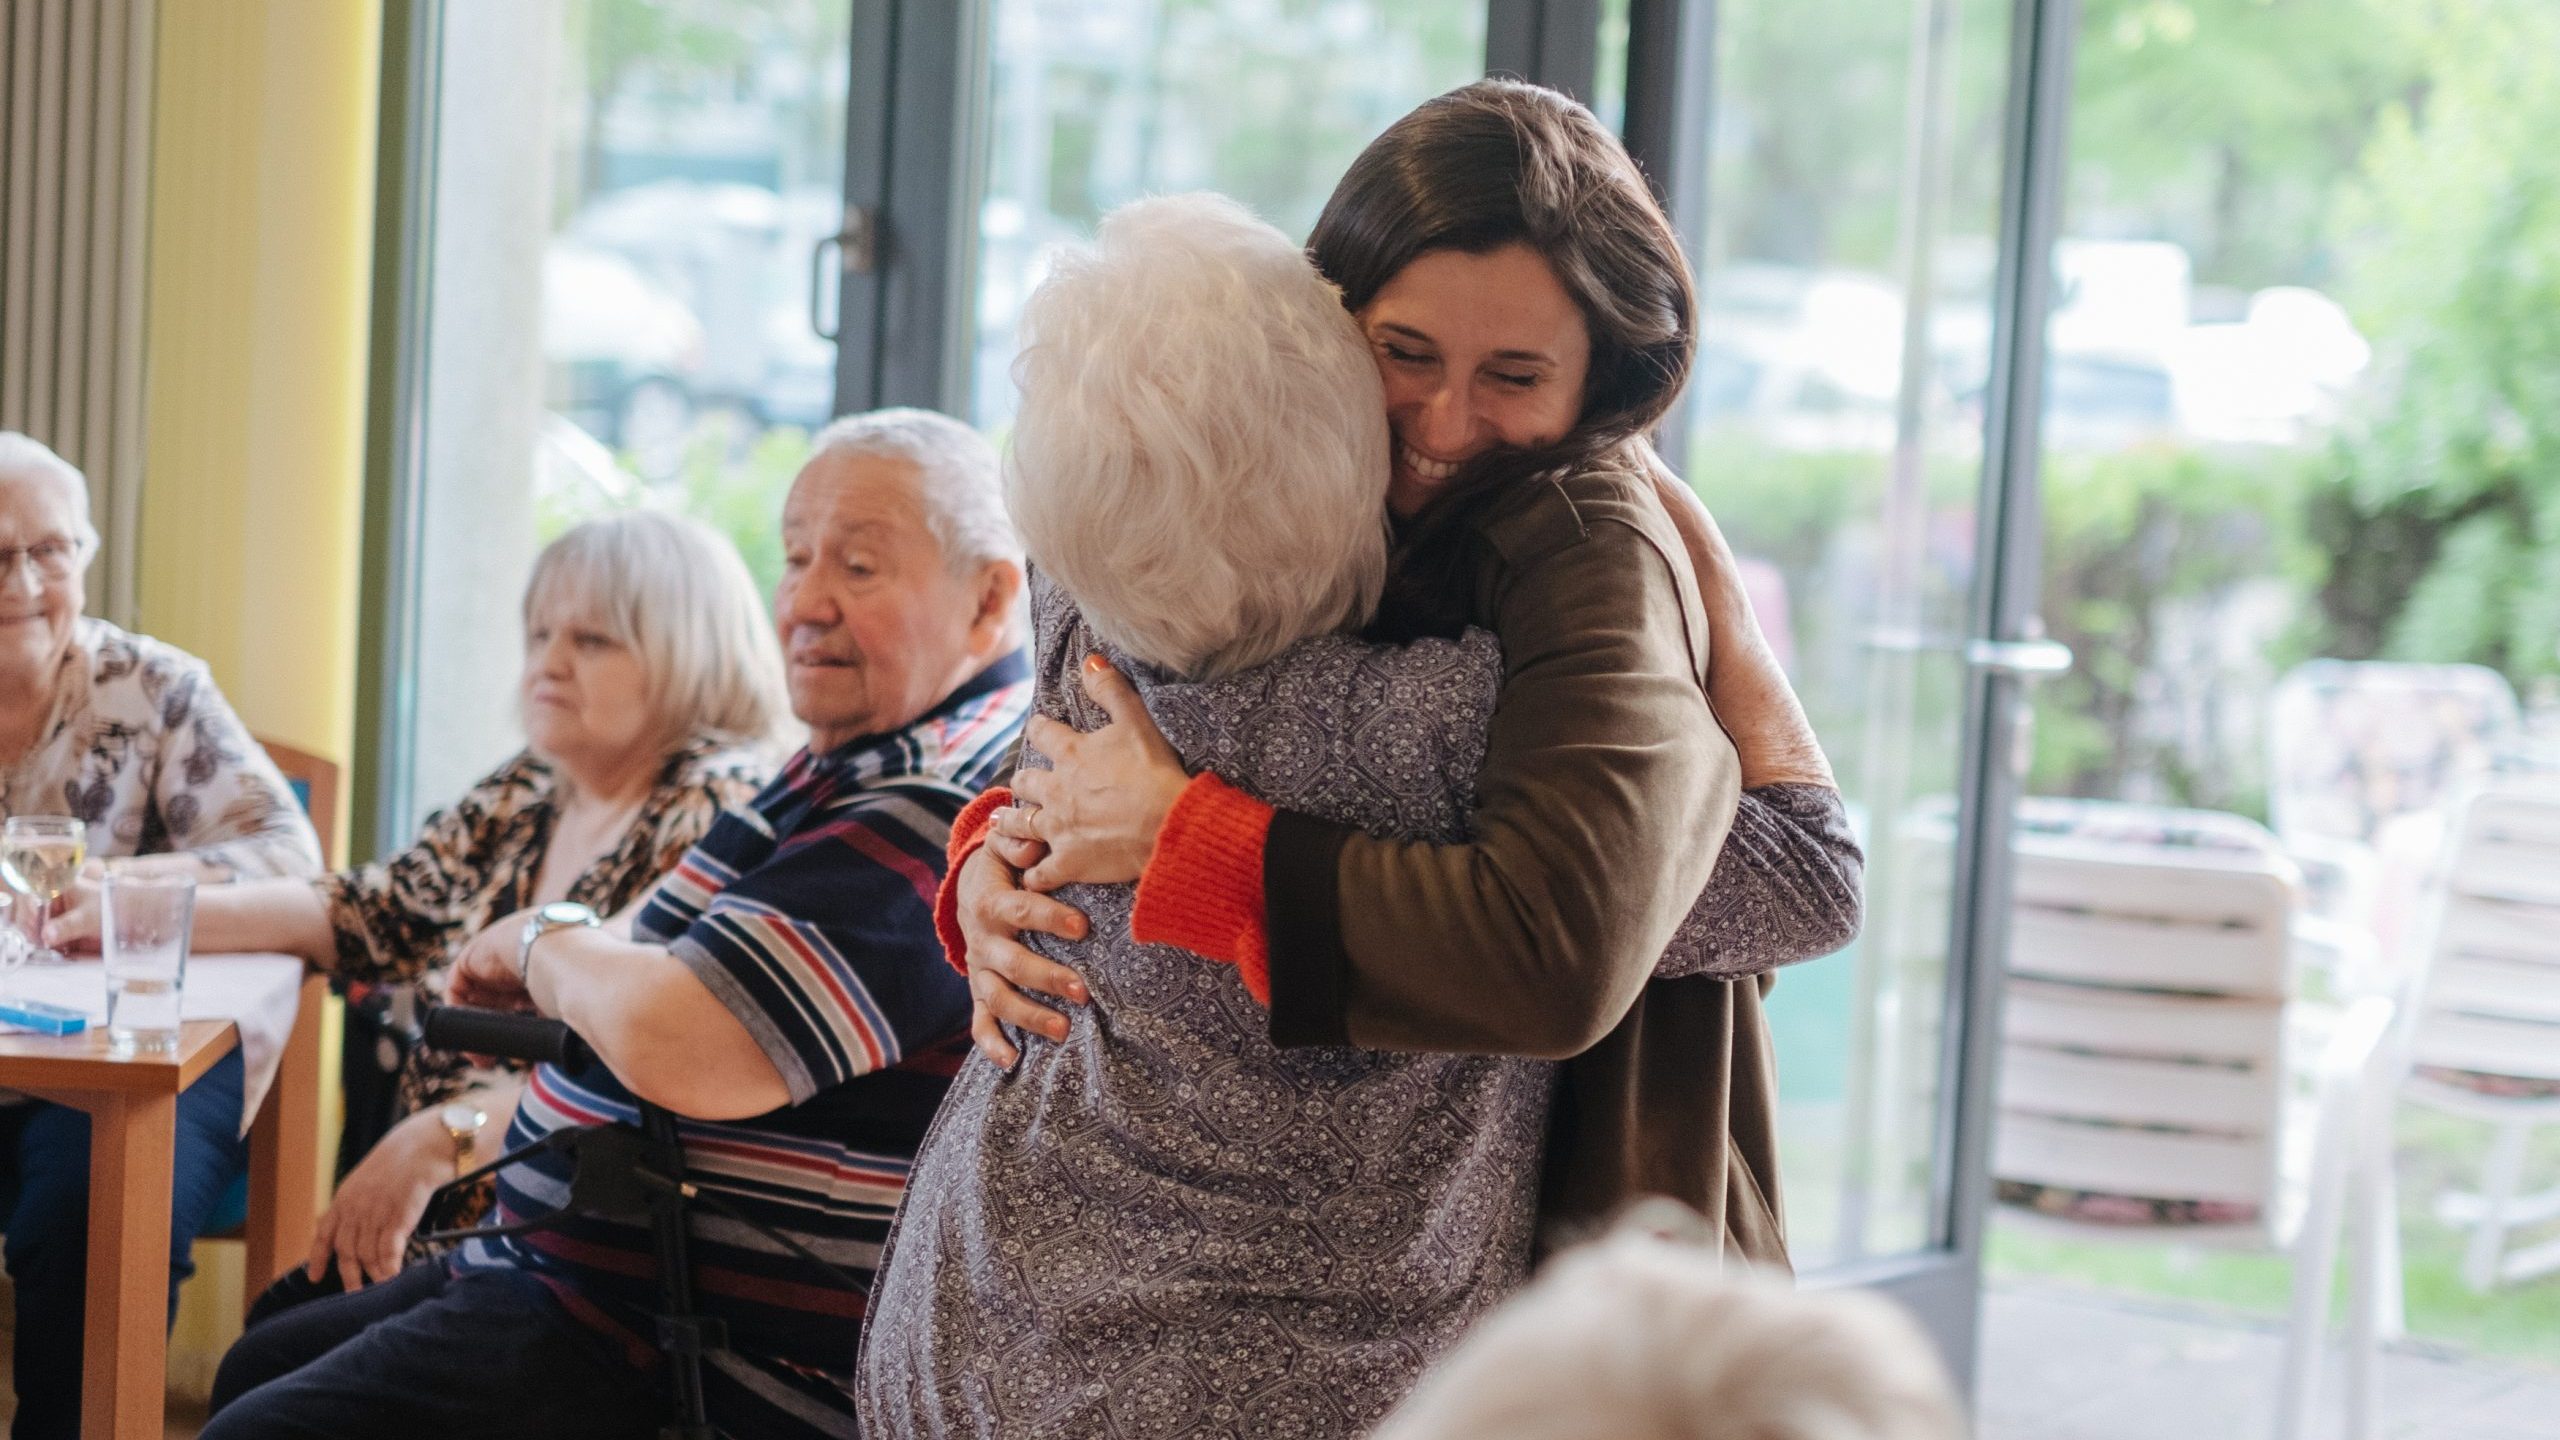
[1670,0,2070,1376]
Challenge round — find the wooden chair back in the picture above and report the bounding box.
[257,738,341,868]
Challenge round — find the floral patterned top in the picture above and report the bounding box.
[0,617,322,877]
[320,740,770,1122]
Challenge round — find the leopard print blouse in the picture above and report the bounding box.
[320,740,769,1121]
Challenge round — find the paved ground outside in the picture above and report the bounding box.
[1980,1278,2560,1440]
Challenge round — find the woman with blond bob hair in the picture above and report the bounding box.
[859,191,1537,1438]
[59,507,788,1304]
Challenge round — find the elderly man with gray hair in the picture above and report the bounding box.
[204,409,1031,1440]
[0,432,323,1440]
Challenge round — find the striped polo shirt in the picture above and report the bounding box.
[456,651,1029,1439]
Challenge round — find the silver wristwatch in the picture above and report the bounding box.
[517,900,600,983]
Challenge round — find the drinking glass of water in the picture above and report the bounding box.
[102,868,193,1055]
[2,816,87,965]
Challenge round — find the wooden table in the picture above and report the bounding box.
[0,972,324,1440]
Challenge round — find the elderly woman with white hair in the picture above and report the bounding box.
[0,431,325,1440]
[1371,1208,1964,1440]
[58,508,788,1314]
[0,432,320,875]
[858,194,1541,1437]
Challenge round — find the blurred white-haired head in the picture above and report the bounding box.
[1373,1209,1965,1440]
[1004,191,1390,679]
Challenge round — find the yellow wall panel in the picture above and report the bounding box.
[138,0,381,799]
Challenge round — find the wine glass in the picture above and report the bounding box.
[1,816,87,965]
[0,889,28,992]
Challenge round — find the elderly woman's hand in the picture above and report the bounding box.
[305,1106,451,1288]
[37,875,100,954]
[448,914,536,1013]
[1638,449,1836,791]
[1006,657,1191,891]
[985,827,1047,874]
[955,843,1090,1066]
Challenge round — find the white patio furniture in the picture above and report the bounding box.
[2393,778,2560,1293]
[1994,798,2394,1440]
[2265,660,2520,952]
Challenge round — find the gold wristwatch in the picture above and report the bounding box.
[438,1101,487,1176]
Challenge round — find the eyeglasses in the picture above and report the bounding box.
[0,539,84,583]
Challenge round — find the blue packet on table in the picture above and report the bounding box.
[0,999,90,1035]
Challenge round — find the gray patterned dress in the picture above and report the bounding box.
[858,577,1547,1439]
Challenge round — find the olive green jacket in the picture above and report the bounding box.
[1263,463,1791,1269]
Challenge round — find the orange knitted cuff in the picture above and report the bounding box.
[1130,772,1276,1005]
[936,787,1011,978]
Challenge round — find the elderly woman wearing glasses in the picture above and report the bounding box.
[0,433,320,879]
[0,431,325,1440]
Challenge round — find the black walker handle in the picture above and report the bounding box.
[414,1004,716,1438]
[419,1004,596,1071]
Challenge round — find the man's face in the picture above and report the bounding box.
[774,453,995,752]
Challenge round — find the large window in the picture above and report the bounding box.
[966,0,1487,428]
[2026,0,2560,817]
[394,0,1491,832]
[1992,0,2560,1372]
[396,0,855,830]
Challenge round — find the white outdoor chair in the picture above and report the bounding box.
[2395,778,2560,1292]
[2266,661,2520,949]
[1994,798,2395,1440]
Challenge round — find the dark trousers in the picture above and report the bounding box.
[241,1260,350,1330]
[0,1046,248,1440]
[205,1261,666,1440]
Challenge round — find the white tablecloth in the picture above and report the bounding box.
[5,953,306,1137]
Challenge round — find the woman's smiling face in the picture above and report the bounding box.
[1356,242,1593,517]
[0,471,87,689]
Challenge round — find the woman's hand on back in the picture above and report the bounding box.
[1637,446,1836,791]
[955,843,1090,1066]
[1005,657,1191,891]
